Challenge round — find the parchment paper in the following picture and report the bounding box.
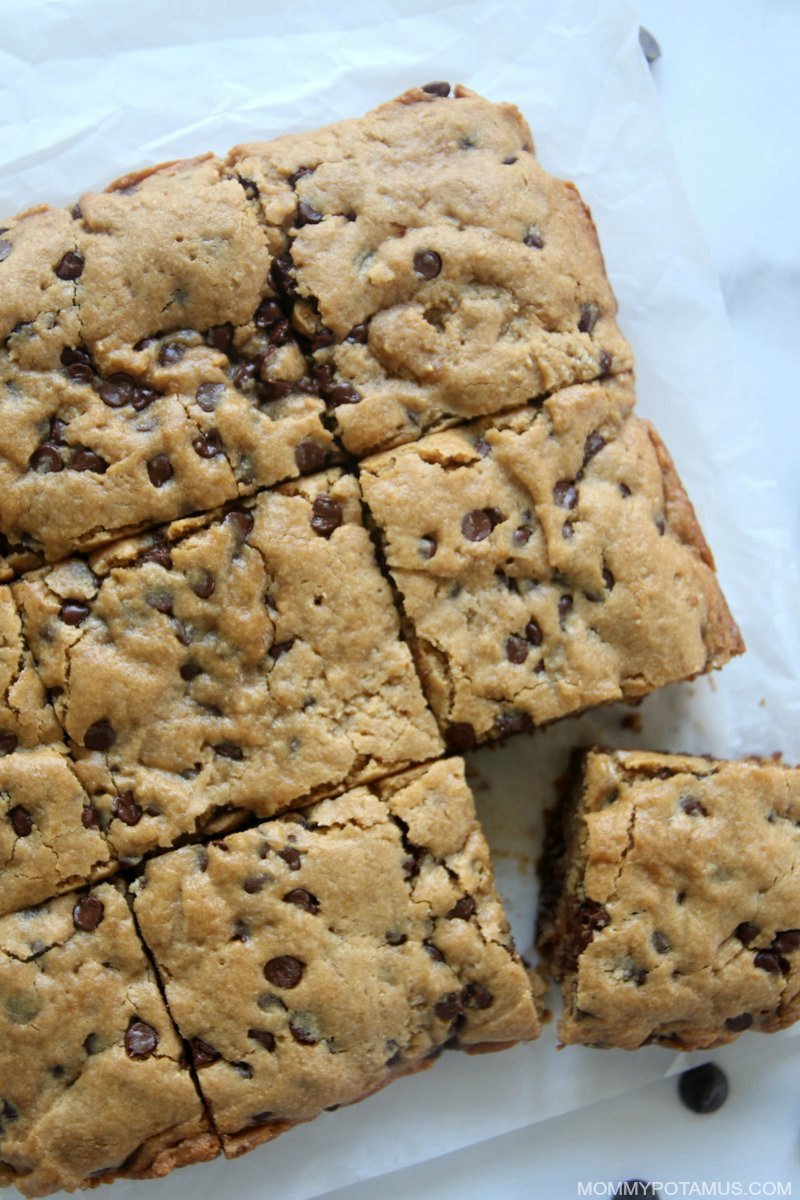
[1,0,798,1196]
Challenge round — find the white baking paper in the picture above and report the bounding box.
[2,0,799,1197]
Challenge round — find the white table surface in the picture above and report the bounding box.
[317,2,800,1196]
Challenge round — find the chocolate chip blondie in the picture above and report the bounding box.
[230,83,632,457]
[360,376,743,748]
[13,470,441,862]
[1,86,631,573]
[0,882,218,1196]
[132,757,540,1157]
[537,749,800,1050]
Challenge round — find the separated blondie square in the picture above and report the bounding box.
[13,470,441,860]
[537,749,800,1050]
[360,376,743,748]
[0,882,217,1197]
[133,758,540,1157]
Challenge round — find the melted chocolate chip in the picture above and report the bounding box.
[578,303,600,334]
[735,922,759,946]
[192,431,222,458]
[773,930,800,954]
[462,982,493,1009]
[54,251,84,280]
[180,661,201,682]
[506,635,529,665]
[283,888,319,914]
[345,322,369,344]
[112,792,142,826]
[226,508,255,545]
[512,524,532,547]
[495,710,533,738]
[263,955,305,989]
[447,895,476,921]
[289,1021,317,1045]
[248,1029,276,1052]
[214,742,243,761]
[553,480,578,509]
[678,1062,729,1114]
[584,431,606,464]
[294,440,327,474]
[159,342,184,367]
[125,1021,158,1059]
[445,722,476,752]
[242,876,263,894]
[602,567,615,591]
[147,454,173,487]
[191,569,215,599]
[422,81,450,96]
[270,255,297,300]
[83,719,115,751]
[254,299,283,330]
[81,804,100,829]
[190,1038,221,1067]
[311,327,335,351]
[8,806,32,837]
[73,449,108,473]
[207,323,234,353]
[326,381,361,407]
[140,542,173,569]
[99,374,134,408]
[277,846,301,871]
[413,249,442,279]
[310,495,342,537]
[754,950,788,974]
[59,600,90,626]
[288,166,315,187]
[72,895,105,931]
[0,732,18,756]
[196,382,226,411]
[434,992,464,1021]
[461,509,492,541]
[296,200,323,227]
[30,444,64,474]
[724,1012,753,1032]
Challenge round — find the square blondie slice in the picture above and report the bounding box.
[0,882,217,1197]
[537,749,800,1050]
[133,758,540,1157]
[0,158,334,568]
[229,84,633,457]
[14,470,442,860]
[360,376,743,749]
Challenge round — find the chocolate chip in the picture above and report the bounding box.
[639,26,661,64]
[445,722,476,752]
[326,381,361,406]
[578,303,600,334]
[159,342,185,367]
[270,255,297,300]
[310,495,342,537]
[345,322,369,344]
[226,509,254,542]
[0,732,18,756]
[485,507,505,529]
[30,444,64,474]
[146,454,173,487]
[0,239,12,262]
[140,542,173,569]
[8,806,32,837]
[310,327,335,351]
[462,982,493,1010]
[602,567,615,591]
[385,931,407,946]
[773,930,800,954]
[553,480,578,510]
[584,431,606,464]
[678,1062,729,1114]
[59,600,90,626]
[288,165,315,187]
[619,483,632,499]
[505,635,529,665]
[447,895,476,921]
[296,200,323,227]
[49,417,68,444]
[190,1038,221,1067]
[523,229,544,249]
[424,941,444,962]
[214,742,243,760]
[112,792,142,826]
[254,299,283,330]
[84,719,115,751]
[196,382,225,411]
[754,950,788,974]
[294,440,327,474]
[422,81,450,97]
[81,804,99,829]
[67,362,95,384]
[512,524,532,546]
[289,1021,318,1045]
[99,374,134,408]
[680,795,708,817]
[417,535,437,560]
[278,888,319,918]
[207,323,234,353]
[146,591,173,615]
[735,921,759,946]
[278,846,301,871]
[233,1061,254,1078]
[248,1029,276,1052]
[651,931,671,954]
[599,348,613,376]
[461,509,492,541]
[73,449,108,473]
[132,386,158,412]
[558,595,573,623]
[191,569,215,599]
[192,431,222,458]
[724,1012,753,1032]
[125,1021,158,1059]
[434,992,464,1021]
[522,618,543,648]
[83,1033,101,1055]
[263,955,305,989]
[576,899,610,949]
[72,895,105,931]
[413,249,442,280]
[54,251,84,280]
[496,710,533,737]
[180,661,201,682]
